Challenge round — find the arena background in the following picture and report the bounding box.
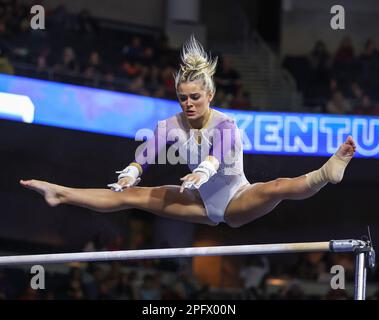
[0,0,378,300]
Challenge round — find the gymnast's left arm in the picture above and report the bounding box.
[180,156,220,193]
[108,122,166,192]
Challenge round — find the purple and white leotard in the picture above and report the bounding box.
[131,108,250,224]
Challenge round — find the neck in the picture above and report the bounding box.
[188,108,211,129]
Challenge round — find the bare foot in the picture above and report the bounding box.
[20,179,63,207]
[324,136,356,184]
[335,135,357,161]
[306,136,356,190]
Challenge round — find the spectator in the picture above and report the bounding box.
[83,232,106,252]
[49,4,71,32]
[63,266,85,299]
[215,56,242,96]
[326,90,351,114]
[239,256,270,299]
[278,279,306,300]
[122,35,144,63]
[53,46,80,74]
[296,252,328,281]
[115,272,135,300]
[152,85,166,99]
[155,34,172,67]
[177,269,200,299]
[333,36,356,93]
[349,82,364,103]
[357,38,379,99]
[83,51,103,85]
[0,271,9,299]
[213,89,230,109]
[161,66,176,99]
[147,65,162,90]
[139,274,161,300]
[120,60,141,79]
[230,89,251,110]
[0,48,14,74]
[98,279,114,299]
[309,40,332,73]
[17,287,40,300]
[308,41,332,101]
[323,288,350,300]
[352,94,379,115]
[107,235,125,251]
[0,19,6,38]
[334,36,355,66]
[83,264,104,299]
[84,51,103,75]
[66,279,84,299]
[129,75,146,95]
[140,46,155,67]
[197,285,211,300]
[102,71,116,91]
[36,47,52,73]
[161,283,184,299]
[76,9,100,36]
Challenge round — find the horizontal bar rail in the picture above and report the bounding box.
[0,239,368,266]
[0,239,374,300]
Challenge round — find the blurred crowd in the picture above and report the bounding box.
[283,37,379,115]
[1,2,379,115]
[0,261,208,300]
[0,1,251,110]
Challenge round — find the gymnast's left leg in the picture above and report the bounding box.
[224,136,356,227]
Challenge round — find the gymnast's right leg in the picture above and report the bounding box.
[19,180,216,225]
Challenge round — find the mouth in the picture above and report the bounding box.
[185,110,196,116]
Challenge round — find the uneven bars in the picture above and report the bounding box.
[0,239,368,266]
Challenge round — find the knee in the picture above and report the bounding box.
[224,216,246,228]
[226,221,245,228]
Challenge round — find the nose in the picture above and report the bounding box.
[187,97,196,106]
[184,99,194,108]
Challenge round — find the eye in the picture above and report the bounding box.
[190,94,200,100]
[179,95,187,102]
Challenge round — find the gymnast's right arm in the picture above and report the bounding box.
[108,122,166,191]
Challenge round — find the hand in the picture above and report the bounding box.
[180,172,206,193]
[107,176,141,192]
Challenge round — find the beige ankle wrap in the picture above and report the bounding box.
[305,154,351,191]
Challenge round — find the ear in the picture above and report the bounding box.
[208,91,214,102]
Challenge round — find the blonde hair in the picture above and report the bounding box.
[174,35,218,94]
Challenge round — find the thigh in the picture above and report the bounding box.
[128,185,216,226]
[224,182,282,228]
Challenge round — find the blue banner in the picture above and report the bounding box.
[1,74,378,158]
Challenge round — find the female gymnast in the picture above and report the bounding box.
[20,37,356,228]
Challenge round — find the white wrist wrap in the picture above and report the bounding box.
[187,159,219,189]
[116,165,140,181]
[193,159,218,179]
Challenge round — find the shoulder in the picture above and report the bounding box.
[212,109,237,129]
[157,112,182,129]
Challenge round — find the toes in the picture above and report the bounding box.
[346,136,355,146]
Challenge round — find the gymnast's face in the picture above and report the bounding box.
[177,81,214,124]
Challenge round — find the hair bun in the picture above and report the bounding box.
[175,35,218,93]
